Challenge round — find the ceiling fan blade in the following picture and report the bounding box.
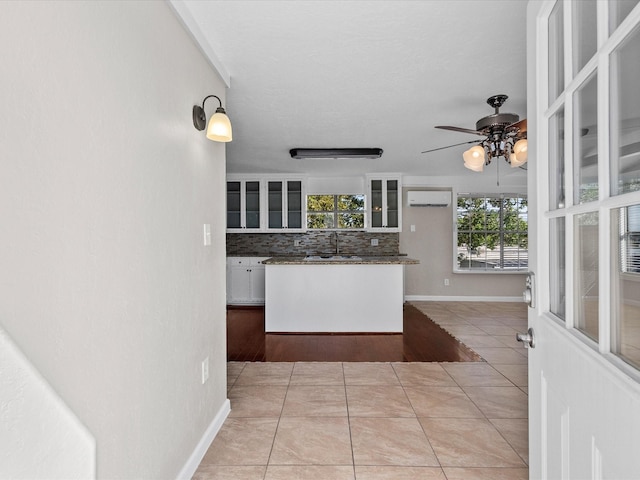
[421,139,481,154]
[507,118,527,133]
[435,125,486,136]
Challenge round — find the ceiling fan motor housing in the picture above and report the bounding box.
[475,112,520,133]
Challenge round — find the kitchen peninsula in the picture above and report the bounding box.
[263,256,418,333]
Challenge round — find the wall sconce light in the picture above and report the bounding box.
[192,94,233,142]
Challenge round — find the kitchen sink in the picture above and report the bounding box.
[304,255,362,261]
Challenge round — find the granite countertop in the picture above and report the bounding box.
[262,255,419,265]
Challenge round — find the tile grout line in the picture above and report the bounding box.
[260,364,293,479]
[391,362,445,472]
[341,362,358,480]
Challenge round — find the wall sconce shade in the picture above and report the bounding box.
[193,94,232,142]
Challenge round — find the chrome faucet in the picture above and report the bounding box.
[334,231,340,255]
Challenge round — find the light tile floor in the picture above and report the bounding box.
[194,301,529,480]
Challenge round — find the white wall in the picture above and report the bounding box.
[0,1,228,478]
[1,327,95,479]
[401,185,527,301]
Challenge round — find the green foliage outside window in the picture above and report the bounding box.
[457,195,528,271]
[307,194,365,229]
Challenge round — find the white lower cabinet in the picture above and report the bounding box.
[226,257,267,305]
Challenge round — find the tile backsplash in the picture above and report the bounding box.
[227,231,399,256]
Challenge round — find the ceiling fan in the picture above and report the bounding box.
[422,94,528,172]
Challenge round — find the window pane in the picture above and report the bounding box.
[371,180,383,228]
[387,180,399,228]
[227,181,241,228]
[610,25,640,195]
[337,194,364,211]
[338,213,364,229]
[307,213,333,229]
[573,0,598,74]
[612,204,640,370]
[549,1,565,104]
[307,195,334,212]
[268,181,283,229]
[550,217,566,320]
[245,181,260,228]
[549,107,566,210]
[287,181,302,229]
[574,74,599,204]
[574,212,599,341]
[610,0,639,32]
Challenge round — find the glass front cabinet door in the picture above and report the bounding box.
[226,178,263,231]
[267,179,304,231]
[367,175,401,232]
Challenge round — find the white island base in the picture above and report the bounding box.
[265,263,404,333]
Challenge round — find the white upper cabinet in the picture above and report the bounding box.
[226,177,263,231]
[227,176,306,232]
[266,178,305,231]
[227,174,403,233]
[367,175,402,232]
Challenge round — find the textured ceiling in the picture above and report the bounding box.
[177,0,529,180]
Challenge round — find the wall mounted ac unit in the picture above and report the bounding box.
[407,191,451,207]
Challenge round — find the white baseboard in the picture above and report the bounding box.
[405,295,524,303]
[176,398,231,480]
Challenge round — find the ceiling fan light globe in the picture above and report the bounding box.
[463,145,485,168]
[464,162,483,172]
[206,111,233,142]
[511,139,528,166]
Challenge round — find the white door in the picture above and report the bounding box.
[526,2,640,479]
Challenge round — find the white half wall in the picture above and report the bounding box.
[0,1,228,477]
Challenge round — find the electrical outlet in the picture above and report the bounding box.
[201,356,209,384]
[410,225,416,232]
[294,239,301,247]
[444,278,450,286]
[371,238,379,246]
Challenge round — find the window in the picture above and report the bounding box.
[307,194,365,229]
[620,204,640,274]
[456,194,528,272]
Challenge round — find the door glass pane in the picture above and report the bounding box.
[227,181,241,228]
[612,204,640,370]
[549,1,565,104]
[573,0,598,74]
[550,217,566,320]
[574,74,599,204]
[549,107,566,210]
[610,25,640,195]
[268,181,283,229]
[610,0,639,32]
[245,181,260,229]
[574,212,599,341]
[371,180,383,228]
[287,181,302,229]
[387,180,398,228]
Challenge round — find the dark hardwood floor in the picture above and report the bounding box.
[227,304,482,362]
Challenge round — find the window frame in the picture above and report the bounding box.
[306,193,366,230]
[454,193,529,274]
